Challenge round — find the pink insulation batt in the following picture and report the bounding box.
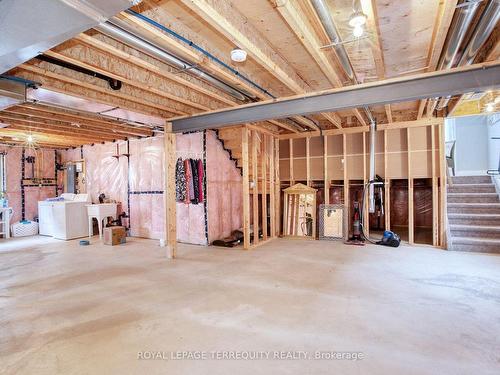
[58,131,243,245]
[0,146,57,223]
[206,130,242,243]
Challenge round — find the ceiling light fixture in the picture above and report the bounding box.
[353,25,364,37]
[485,102,495,112]
[231,48,247,63]
[27,134,34,143]
[348,10,368,28]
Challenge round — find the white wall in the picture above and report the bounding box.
[446,115,490,176]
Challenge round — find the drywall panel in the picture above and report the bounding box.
[327,135,343,156]
[309,136,323,157]
[347,155,364,180]
[310,156,324,180]
[280,159,290,180]
[411,150,432,177]
[386,128,408,152]
[327,156,343,180]
[279,139,290,158]
[346,133,363,154]
[293,158,307,180]
[386,152,408,178]
[293,138,306,158]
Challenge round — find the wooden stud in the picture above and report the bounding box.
[289,138,294,185]
[242,127,250,249]
[343,134,349,239]
[269,135,276,238]
[408,128,414,245]
[252,130,259,246]
[275,138,281,237]
[323,135,329,205]
[438,119,447,248]
[431,124,438,246]
[163,122,177,258]
[363,131,369,237]
[261,133,268,241]
[306,137,311,186]
[384,131,390,230]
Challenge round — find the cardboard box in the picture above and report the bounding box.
[103,226,126,246]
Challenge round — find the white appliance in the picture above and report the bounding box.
[38,193,91,240]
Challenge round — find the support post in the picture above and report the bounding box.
[164,122,177,258]
[242,127,250,249]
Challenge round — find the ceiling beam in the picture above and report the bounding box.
[170,61,500,132]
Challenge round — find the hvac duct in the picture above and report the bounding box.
[0,0,142,74]
[310,0,375,124]
[96,19,250,102]
[437,0,500,110]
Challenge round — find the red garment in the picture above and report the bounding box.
[184,159,191,204]
[197,159,204,203]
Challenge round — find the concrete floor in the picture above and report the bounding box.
[1,236,499,375]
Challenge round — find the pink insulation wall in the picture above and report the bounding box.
[58,131,243,245]
[0,146,57,224]
[62,133,207,245]
[206,130,243,243]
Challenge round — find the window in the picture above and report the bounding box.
[0,153,6,195]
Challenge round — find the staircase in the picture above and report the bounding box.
[218,127,264,180]
[448,176,500,253]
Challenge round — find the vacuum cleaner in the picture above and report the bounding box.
[358,120,401,248]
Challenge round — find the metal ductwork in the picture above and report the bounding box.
[0,0,142,74]
[436,0,500,110]
[96,18,251,102]
[310,0,375,124]
[0,75,39,111]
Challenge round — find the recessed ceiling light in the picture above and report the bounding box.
[231,48,247,63]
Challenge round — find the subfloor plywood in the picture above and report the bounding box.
[1,236,499,374]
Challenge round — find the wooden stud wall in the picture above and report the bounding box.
[279,119,446,248]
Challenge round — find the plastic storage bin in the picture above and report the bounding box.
[11,221,39,237]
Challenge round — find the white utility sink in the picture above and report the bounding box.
[86,203,118,238]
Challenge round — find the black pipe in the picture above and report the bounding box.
[35,55,122,91]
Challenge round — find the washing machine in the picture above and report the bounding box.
[38,193,91,240]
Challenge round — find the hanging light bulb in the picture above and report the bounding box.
[27,134,34,143]
[349,10,368,28]
[353,25,364,38]
[485,102,495,112]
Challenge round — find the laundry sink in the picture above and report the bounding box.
[86,203,118,238]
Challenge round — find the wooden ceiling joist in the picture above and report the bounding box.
[17,64,179,118]
[75,33,236,107]
[418,0,459,118]
[11,105,153,137]
[43,48,215,112]
[178,0,340,129]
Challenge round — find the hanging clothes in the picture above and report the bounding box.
[175,158,186,202]
[197,159,204,203]
[190,158,199,204]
